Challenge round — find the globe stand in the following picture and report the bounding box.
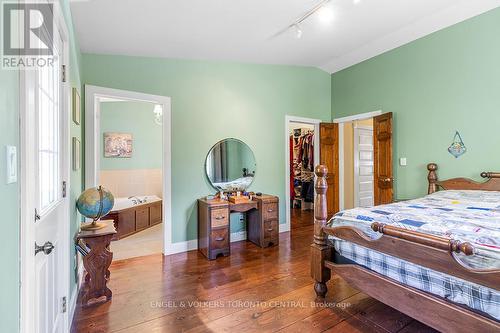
[81,220,108,231]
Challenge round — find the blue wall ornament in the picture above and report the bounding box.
[448,131,467,158]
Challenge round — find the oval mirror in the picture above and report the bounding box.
[205,138,256,191]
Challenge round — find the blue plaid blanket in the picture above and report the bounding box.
[334,240,500,320]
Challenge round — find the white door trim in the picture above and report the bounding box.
[284,115,321,232]
[334,110,381,210]
[84,85,173,255]
[20,3,71,332]
[333,110,382,124]
[353,125,374,207]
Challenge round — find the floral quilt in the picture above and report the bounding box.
[328,190,500,269]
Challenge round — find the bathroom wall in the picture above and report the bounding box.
[99,101,162,198]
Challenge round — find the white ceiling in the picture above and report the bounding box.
[70,0,500,73]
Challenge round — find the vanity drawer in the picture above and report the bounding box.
[263,220,278,238]
[210,228,229,250]
[263,203,278,220]
[211,208,229,228]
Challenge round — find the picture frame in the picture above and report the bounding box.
[72,88,81,125]
[104,132,133,158]
[73,137,80,170]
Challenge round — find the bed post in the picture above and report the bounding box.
[311,165,331,300]
[427,163,438,194]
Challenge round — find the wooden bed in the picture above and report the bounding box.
[311,163,500,332]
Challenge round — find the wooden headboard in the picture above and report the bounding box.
[427,163,500,194]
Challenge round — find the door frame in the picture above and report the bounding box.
[284,115,320,232]
[84,85,173,254]
[333,110,382,210]
[353,125,374,207]
[19,4,71,333]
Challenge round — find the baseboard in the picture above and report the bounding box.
[68,284,78,329]
[279,223,290,233]
[164,239,198,255]
[68,263,84,330]
[230,230,247,242]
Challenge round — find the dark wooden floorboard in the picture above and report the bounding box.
[291,208,314,229]
[71,225,434,333]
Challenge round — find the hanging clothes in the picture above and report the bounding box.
[290,136,295,200]
[290,128,315,209]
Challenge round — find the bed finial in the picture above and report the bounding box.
[427,163,438,194]
[311,165,331,301]
[481,171,500,179]
[313,165,328,246]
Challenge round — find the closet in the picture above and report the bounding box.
[290,127,315,211]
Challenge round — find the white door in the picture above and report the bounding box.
[33,26,68,333]
[354,126,374,207]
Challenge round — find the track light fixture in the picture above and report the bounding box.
[294,24,303,39]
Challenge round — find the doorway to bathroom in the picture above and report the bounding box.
[85,86,172,260]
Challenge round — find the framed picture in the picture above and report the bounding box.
[104,132,133,158]
[72,88,80,125]
[72,137,80,170]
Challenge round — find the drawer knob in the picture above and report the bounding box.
[267,209,273,212]
[215,237,225,242]
[215,216,225,220]
[267,228,273,232]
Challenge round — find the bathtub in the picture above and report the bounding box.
[112,195,162,211]
[104,195,163,240]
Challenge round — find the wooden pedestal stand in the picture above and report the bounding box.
[75,220,116,306]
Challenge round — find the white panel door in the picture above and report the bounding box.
[33,26,67,333]
[354,126,374,207]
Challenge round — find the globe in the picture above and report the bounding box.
[77,186,115,230]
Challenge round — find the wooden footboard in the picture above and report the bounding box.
[310,164,500,332]
[325,261,500,332]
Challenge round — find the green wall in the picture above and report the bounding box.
[100,101,162,170]
[62,0,84,301]
[332,8,500,200]
[82,54,332,242]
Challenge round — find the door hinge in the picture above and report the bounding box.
[62,64,66,83]
[62,181,67,198]
[61,296,67,313]
[34,208,41,223]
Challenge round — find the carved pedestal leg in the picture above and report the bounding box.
[311,165,332,301]
[81,234,114,306]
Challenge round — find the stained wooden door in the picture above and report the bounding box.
[320,123,339,217]
[373,113,394,205]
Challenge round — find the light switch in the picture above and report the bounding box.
[399,157,407,166]
[6,146,17,184]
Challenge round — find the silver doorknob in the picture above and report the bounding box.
[35,241,55,255]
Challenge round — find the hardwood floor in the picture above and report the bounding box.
[290,208,314,229]
[71,225,437,333]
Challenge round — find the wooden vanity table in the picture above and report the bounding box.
[198,195,279,260]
